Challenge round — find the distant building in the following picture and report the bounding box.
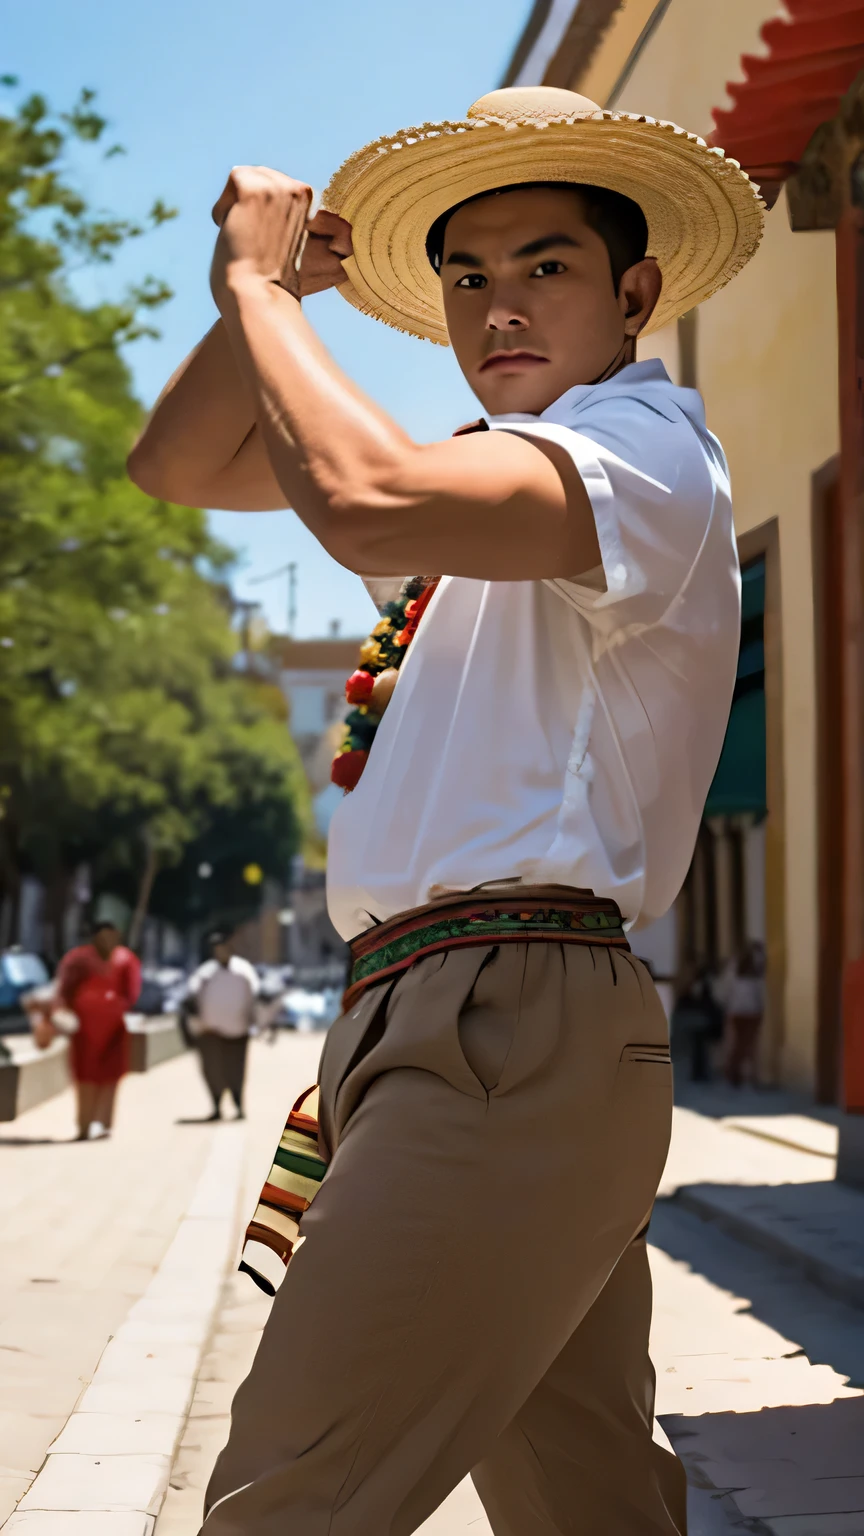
[269,631,366,982]
[270,632,364,832]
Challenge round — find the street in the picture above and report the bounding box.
[2,1035,863,1536]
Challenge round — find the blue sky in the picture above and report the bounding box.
[6,0,529,638]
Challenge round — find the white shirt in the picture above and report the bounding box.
[327,360,740,940]
[188,956,259,1038]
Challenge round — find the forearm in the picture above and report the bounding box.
[219,270,414,554]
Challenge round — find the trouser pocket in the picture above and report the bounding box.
[618,1043,672,1066]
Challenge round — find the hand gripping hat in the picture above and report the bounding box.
[323,85,764,345]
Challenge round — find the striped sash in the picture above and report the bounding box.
[239,1085,326,1295]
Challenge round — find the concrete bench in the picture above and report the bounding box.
[0,1016,187,1120]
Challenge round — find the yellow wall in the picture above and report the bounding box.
[611,0,840,1085]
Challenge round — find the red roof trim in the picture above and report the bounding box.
[710,1,864,174]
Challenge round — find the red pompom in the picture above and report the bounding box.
[345,669,375,705]
[331,749,368,790]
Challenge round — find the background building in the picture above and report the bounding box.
[505,0,864,1099]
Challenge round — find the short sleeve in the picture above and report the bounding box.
[489,396,722,635]
[239,960,260,996]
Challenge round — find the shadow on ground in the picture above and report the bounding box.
[664,1398,864,1534]
[674,1079,842,1126]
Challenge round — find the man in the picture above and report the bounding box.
[186,930,258,1120]
[130,86,762,1535]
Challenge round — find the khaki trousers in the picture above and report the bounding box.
[202,942,686,1535]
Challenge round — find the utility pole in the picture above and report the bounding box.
[250,560,298,636]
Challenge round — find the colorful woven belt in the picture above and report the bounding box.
[344,886,628,1011]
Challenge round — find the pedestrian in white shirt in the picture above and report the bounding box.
[130,83,763,1536]
[186,931,258,1120]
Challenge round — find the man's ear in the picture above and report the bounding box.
[619,257,662,336]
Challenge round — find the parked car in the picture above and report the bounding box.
[272,986,342,1032]
[0,949,51,1032]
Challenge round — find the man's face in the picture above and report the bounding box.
[93,925,120,960]
[440,186,659,416]
[213,941,232,966]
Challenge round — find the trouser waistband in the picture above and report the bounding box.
[344,884,628,1011]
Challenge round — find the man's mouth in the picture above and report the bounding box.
[479,350,549,374]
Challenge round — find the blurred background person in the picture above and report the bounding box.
[722,941,766,1088]
[53,919,141,1140]
[184,931,258,1121]
[672,962,724,1083]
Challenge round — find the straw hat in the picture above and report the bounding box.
[323,86,764,345]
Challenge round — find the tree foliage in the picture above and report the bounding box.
[0,82,309,948]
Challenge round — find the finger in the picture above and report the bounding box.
[212,166,293,225]
[307,209,353,257]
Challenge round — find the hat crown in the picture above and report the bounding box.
[467,87,602,124]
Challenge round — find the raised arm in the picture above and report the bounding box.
[127,209,353,511]
[206,168,600,582]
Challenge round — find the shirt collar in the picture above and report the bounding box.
[486,359,697,429]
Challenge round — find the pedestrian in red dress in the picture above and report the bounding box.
[56,921,141,1140]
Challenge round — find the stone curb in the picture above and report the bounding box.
[1,1123,245,1536]
[674,1180,864,1312]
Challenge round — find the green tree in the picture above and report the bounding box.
[0,81,309,951]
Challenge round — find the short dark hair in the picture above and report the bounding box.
[208,929,229,949]
[426,181,648,292]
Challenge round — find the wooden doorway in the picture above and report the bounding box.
[737,521,785,1085]
[813,456,844,1102]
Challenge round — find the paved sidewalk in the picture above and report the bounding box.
[0,1035,320,1530]
[0,1056,210,1525]
[155,1034,322,1536]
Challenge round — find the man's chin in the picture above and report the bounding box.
[473,376,563,418]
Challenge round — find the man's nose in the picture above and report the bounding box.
[486,291,529,331]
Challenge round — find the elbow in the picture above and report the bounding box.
[127,433,195,504]
[127,434,167,499]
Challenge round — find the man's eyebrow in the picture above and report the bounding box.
[512,233,581,259]
[443,233,581,268]
[443,249,483,267]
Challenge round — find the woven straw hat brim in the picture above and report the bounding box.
[323,111,764,344]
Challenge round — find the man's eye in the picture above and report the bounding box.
[531,260,566,277]
[454,273,487,289]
